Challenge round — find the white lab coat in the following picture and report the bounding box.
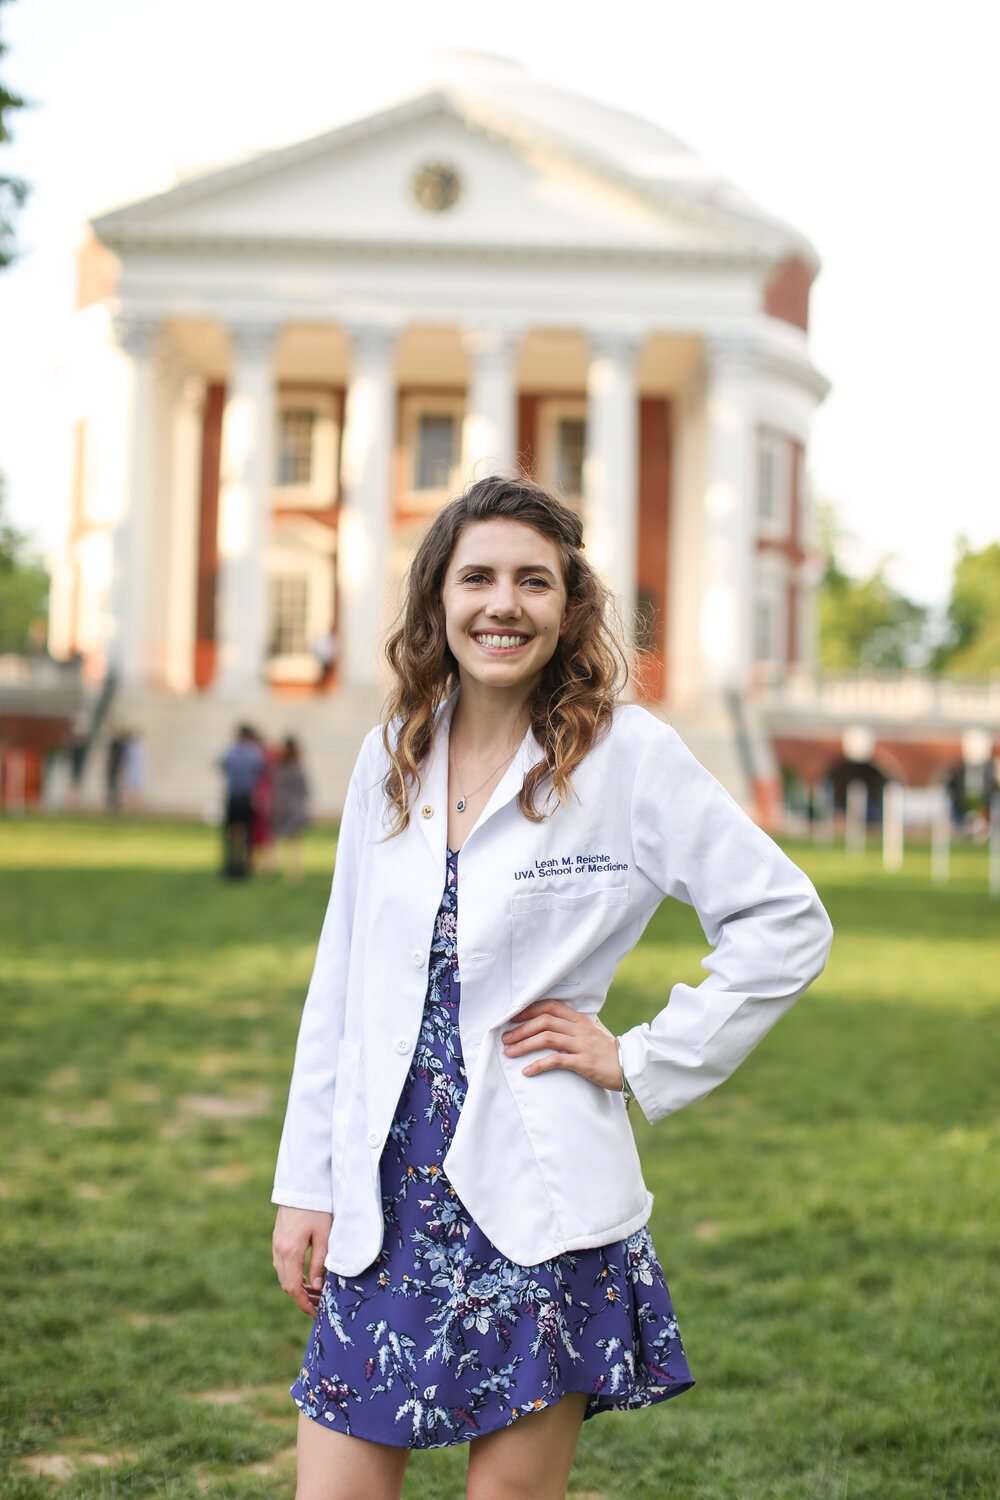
[272,698,832,1273]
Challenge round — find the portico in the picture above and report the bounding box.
[49,54,829,816]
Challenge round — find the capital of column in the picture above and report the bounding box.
[227,318,280,361]
[462,325,520,367]
[705,333,760,381]
[344,321,399,365]
[227,319,281,366]
[586,329,641,368]
[112,314,160,360]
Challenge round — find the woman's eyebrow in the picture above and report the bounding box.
[457,562,558,578]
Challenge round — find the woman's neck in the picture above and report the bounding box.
[450,678,533,758]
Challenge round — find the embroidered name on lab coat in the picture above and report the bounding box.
[513,852,630,880]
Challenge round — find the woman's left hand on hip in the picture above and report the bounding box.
[502,1000,622,1091]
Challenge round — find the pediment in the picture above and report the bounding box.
[92,90,795,264]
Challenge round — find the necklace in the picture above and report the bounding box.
[451,742,518,813]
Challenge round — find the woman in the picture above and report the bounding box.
[273,736,311,885]
[272,476,832,1500]
[249,730,278,876]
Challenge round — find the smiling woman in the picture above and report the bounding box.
[270,474,833,1500]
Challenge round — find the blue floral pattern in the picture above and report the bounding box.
[292,849,694,1448]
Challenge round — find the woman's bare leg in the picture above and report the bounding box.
[295,1412,410,1500]
[465,1393,587,1500]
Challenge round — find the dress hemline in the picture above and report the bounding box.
[292,1369,696,1450]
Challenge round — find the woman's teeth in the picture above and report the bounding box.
[475,633,528,649]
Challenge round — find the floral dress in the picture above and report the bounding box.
[292,848,694,1448]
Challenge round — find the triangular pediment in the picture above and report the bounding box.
[92,85,808,266]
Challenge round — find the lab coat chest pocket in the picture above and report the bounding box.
[331,1040,361,1191]
[510,885,629,1001]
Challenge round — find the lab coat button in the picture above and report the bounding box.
[367,1131,381,1149]
[412,950,425,968]
[395,1038,411,1054]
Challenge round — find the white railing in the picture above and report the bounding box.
[758,670,1000,724]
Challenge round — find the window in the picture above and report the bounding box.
[414,412,458,491]
[757,441,778,525]
[273,392,339,507]
[537,399,587,506]
[277,409,316,486]
[754,594,776,662]
[555,417,586,498]
[269,576,309,658]
[757,432,795,537]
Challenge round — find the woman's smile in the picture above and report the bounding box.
[472,630,533,653]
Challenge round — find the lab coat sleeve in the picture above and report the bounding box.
[618,724,833,1126]
[271,730,379,1212]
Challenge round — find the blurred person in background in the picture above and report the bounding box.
[105,728,128,813]
[218,725,264,879]
[64,727,87,808]
[273,735,311,884]
[121,729,147,812]
[250,729,278,875]
[310,622,339,689]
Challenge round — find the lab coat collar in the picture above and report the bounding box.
[415,690,545,863]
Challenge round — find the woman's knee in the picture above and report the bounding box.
[295,1413,409,1500]
[464,1393,587,1500]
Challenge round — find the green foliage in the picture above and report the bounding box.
[815,502,928,671]
[0,479,48,652]
[0,0,28,269]
[933,540,1000,678]
[817,561,927,672]
[1,818,998,1497]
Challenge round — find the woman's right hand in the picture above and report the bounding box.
[272,1206,333,1316]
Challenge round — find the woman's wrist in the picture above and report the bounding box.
[615,1036,634,1109]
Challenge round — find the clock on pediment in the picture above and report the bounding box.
[412,161,462,213]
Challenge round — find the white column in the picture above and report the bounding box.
[215,320,278,695]
[108,314,160,688]
[583,331,640,638]
[700,335,758,695]
[338,323,398,686]
[164,376,205,694]
[461,327,518,480]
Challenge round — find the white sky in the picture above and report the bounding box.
[0,0,998,607]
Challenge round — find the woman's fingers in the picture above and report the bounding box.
[507,999,577,1026]
[503,1015,578,1050]
[273,1207,332,1317]
[502,1004,621,1091]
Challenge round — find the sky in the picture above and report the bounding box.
[1,0,998,608]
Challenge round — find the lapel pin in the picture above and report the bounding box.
[421,804,434,819]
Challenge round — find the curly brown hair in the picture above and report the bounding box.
[381,475,629,834]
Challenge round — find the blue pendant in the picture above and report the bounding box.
[456,798,466,812]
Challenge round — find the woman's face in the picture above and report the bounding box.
[440,519,569,695]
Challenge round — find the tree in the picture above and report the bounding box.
[932,540,1000,678]
[0,478,48,653]
[815,503,928,671]
[1,0,28,268]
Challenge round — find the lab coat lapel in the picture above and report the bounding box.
[415,695,457,868]
[468,725,545,838]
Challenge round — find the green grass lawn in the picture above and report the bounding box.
[1,818,997,1498]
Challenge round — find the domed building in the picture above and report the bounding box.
[47,54,829,819]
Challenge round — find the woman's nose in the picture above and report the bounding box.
[486,581,520,617]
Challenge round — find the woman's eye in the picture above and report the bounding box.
[462,573,489,585]
[523,576,550,590]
